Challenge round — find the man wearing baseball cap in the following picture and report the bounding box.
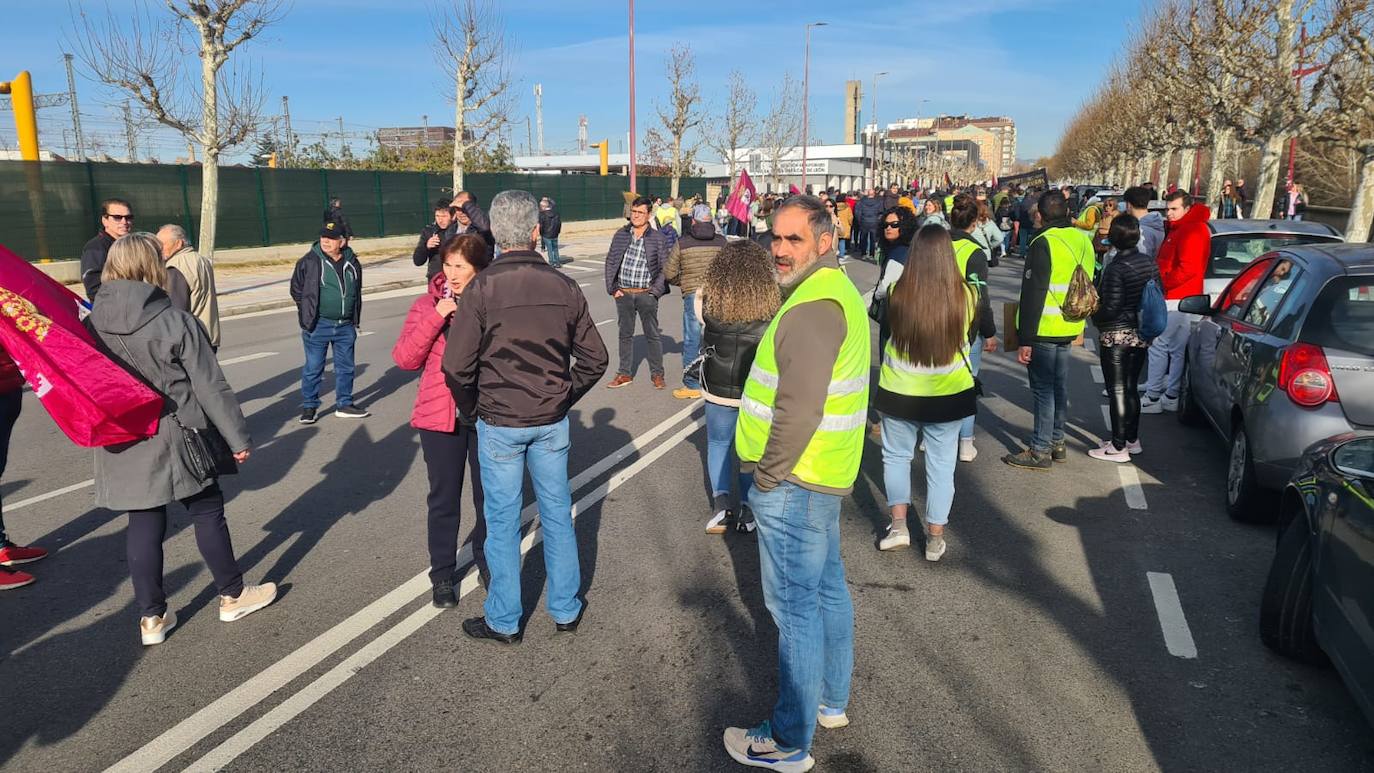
[664,203,728,399]
[289,220,368,424]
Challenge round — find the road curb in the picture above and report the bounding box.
[220,278,428,318]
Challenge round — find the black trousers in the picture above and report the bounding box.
[615,292,664,378]
[1101,344,1148,449]
[420,425,486,585]
[127,483,244,618]
[0,389,21,545]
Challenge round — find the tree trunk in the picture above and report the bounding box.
[1347,147,1374,243]
[1158,149,1174,188]
[670,134,681,199]
[1252,134,1287,220]
[452,74,467,194]
[1204,128,1232,207]
[1178,147,1198,195]
[198,38,219,257]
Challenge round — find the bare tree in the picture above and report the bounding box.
[652,45,704,199]
[1308,2,1374,240]
[434,0,514,193]
[704,70,757,183]
[758,73,803,192]
[73,0,281,257]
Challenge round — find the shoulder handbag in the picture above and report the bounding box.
[114,334,237,482]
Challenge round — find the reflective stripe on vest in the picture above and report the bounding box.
[735,267,871,489]
[878,285,976,397]
[1029,227,1096,338]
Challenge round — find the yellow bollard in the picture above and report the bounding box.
[0,71,40,161]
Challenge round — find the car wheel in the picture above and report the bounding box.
[1176,362,1203,427]
[1259,515,1325,663]
[1226,423,1268,522]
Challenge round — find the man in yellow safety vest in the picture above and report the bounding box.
[722,195,870,773]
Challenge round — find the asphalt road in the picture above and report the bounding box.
[2,237,1371,772]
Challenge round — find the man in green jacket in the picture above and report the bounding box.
[664,204,727,399]
[289,221,367,424]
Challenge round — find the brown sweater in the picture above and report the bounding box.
[741,252,853,497]
[664,221,726,295]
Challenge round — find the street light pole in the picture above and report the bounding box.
[801,21,827,195]
[870,71,887,190]
[628,0,638,194]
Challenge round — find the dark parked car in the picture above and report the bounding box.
[1261,432,1374,727]
[1178,244,1374,520]
[1204,219,1344,296]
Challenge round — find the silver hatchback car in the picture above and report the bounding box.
[1178,244,1374,521]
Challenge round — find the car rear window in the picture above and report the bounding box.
[1303,276,1374,357]
[1209,235,1339,278]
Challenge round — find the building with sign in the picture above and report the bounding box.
[702,143,891,194]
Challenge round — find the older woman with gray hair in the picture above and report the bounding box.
[90,232,277,645]
[538,196,563,268]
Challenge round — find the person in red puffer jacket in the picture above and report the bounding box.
[0,343,48,591]
[392,234,491,609]
[1143,190,1212,413]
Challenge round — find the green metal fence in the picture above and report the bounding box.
[0,160,712,261]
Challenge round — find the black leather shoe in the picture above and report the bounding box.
[555,605,585,634]
[431,581,457,609]
[462,616,521,644]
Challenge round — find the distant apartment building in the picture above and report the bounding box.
[969,116,1017,175]
[880,114,1016,177]
[375,126,459,151]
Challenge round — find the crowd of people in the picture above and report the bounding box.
[0,169,1224,771]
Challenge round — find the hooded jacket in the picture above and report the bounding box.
[1136,211,1166,258]
[392,272,463,433]
[1155,204,1211,301]
[290,243,363,332]
[665,220,727,295]
[88,279,250,510]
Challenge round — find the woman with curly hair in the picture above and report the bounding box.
[694,240,782,534]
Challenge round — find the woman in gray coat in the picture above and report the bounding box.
[91,233,277,645]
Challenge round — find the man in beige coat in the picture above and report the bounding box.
[156,224,221,349]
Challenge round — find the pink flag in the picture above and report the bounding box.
[725,169,757,222]
[788,184,801,195]
[0,244,162,446]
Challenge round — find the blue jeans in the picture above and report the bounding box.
[1027,341,1070,452]
[300,318,356,409]
[1017,225,1031,254]
[879,415,959,525]
[1001,228,1013,255]
[836,237,848,258]
[960,337,983,439]
[542,237,561,267]
[1144,310,1191,400]
[681,292,701,388]
[476,417,581,635]
[704,402,751,506]
[752,481,853,754]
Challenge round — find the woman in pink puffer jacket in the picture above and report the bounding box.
[392,234,490,609]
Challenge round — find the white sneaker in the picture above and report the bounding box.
[878,523,911,551]
[140,611,177,646]
[925,534,947,562]
[958,437,978,462]
[1140,396,1164,414]
[219,582,278,622]
[705,510,730,535]
[1125,439,1143,455]
[1088,444,1131,463]
[817,705,850,729]
[1160,395,1179,412]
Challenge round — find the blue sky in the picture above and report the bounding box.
[2,0,1136,163]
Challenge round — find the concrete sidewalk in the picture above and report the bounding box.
[214,228,619,316]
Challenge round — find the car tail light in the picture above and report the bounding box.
[1278,342,1340,407]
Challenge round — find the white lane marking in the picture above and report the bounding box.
[1146,572,1198,659]
[596,319,614,326]
[107,402,702,773]
[1118,465,1148,509]
[8,479,94,512]
[185,413,706,771]
[222,286,425,321]
[578,282,591,288]
[563,264,599,273]
[358,331,376,337]
[1090,365,1105,383]
[1101,404,1111,430]
[1083,338,1097,352]
[218,351,278,366]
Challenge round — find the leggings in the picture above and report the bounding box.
[0,389,21,545]
[420,425,486,584]
[127,484,244,618]
[1101,344,1148,449]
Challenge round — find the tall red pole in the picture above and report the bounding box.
[801,25,811,194]
[628,0,637,194]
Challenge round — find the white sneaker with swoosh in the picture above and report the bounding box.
[723,722,815,772]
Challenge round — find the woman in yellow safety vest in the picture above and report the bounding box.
[873,225,980,562]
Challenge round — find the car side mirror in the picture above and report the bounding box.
[1178,294,1214,315]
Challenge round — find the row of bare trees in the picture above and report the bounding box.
[73,0,514,257]
[1050,0,1374,240]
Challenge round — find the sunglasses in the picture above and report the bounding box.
[883,222,900,228]
[105,213,134,221]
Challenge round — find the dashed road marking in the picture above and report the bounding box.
[1118,465,1148,509]
[1146,572,1198,659]
[1083,338,1097,353]
[596,319,614,326]
[1101,404,1111,430]
[219,351,278,366]
[1090,365,1105,383]
[358,331,376,337]
[8,479,95,512]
